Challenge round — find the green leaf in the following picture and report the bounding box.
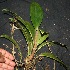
[0,34,19,48]
[15,22,33,56]
[15,17,35,39]
[3,9,35,39]
[39,52,67,70]
[36,42,46,52]
[36,41,54,53]
[2,9,34,56]
[46,41,68,50]
[46,41,55,47]
[37,29,49,46]
[30,2,43,29]
[51,41,68,50]
[0,34,22,60]
[36,41,53,53]
[2,9,17,17]
[37,33,49,45]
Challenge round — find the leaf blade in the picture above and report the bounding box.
[0,34,19,48]
[30,2,43,29]
[0,34,22,60]
[37,29,49,46]
[2,9,35,39]
[39,52,67,70]
[15,22,33,56]
[36,42,46,52]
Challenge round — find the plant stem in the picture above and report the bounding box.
[11,23,16,57]
[53,60,56,70]
[26,30,38,62]
[11,23,18,70]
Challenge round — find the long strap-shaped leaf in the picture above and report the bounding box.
[0,34,19,48]
[0,34,22,59]
[39,52,67,70]
[36,41,67,53]
[9,17,34,56]
[14,16,35,40]
[15,22,33,56]
[50,41,68,50]
[2,9,35,40]
[36,42,47,52]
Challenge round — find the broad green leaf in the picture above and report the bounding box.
[30,2,43,29]
[39,52,67,70]
[0,34,22,60]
